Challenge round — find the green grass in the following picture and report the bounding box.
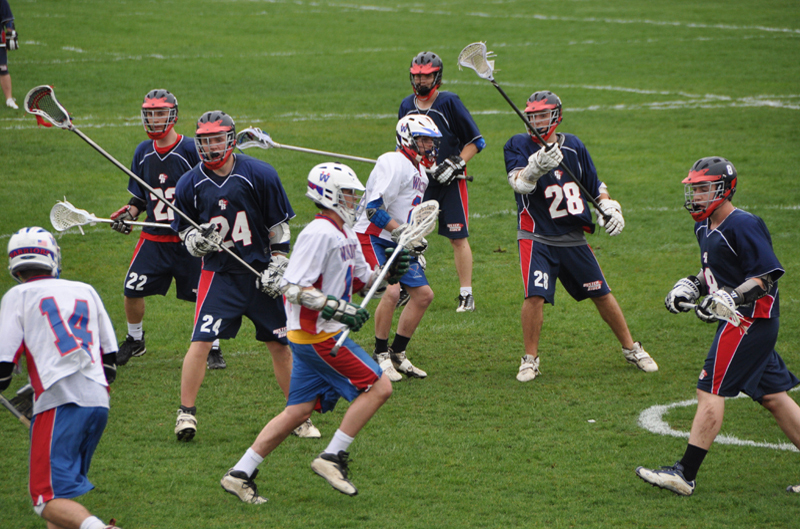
[1,1,800,528]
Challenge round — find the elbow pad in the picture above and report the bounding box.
[508,170,536,194]
[128,195,147,211]
[283,284,329,311]
[366,198,391,230]
[269,222,291,255]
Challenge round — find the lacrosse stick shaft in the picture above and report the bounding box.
[0,394,31,428]
[274,142,377,164]
[89,218,166,229]
[68,128,261,276]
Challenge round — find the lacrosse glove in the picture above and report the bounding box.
[384,247,410,284]
[184,223,223,257]
[696,289,740,325]
[695,295,721,323]
[431,155,466,186]
[665,276,702,314]
[257,254,290,298]
[102,353,117,385]
[6,29,18,51]
[321,296,370,331]
[596,199,625,236]
[110,205,137,235]
[521,143,563,185]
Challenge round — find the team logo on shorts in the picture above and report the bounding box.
[699,369,708,380]
[274,326,287,339]
[583,280,602,291]
[447,223,464,233]
[218,199,229,210]
[554,170,563,180]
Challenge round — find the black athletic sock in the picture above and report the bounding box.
[390,334,411,354]
[180,405,197,416]
[374,338,389,355]
[679,444,707,481]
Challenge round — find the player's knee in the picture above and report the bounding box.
[373,375,393,401]
[410,286,434,307]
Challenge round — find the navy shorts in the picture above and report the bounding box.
[287,333,382,413]
[29,405,108,507]
[124,237,201,302]
[518,239,611,304]
[357,233,428,288]
[192,269,288,344]
[697,316,799,401]
[423,179,469,239]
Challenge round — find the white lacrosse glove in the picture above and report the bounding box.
[257,254,290,298]
[696,289,742,326]
[520,143,563,185]
[409,237,428,257]
[6,29,18,51]
[596,198,624,236]
[184,223,222,257]
[431,155,466,186]
[665,276,702,314]
[390,223,407,243]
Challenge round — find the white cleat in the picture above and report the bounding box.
[292,418,321,438]
[390,349,427,378]
[311,451,358,496]
[221,468,268,504]
[516,355,540,382]
[174,410,197,441]
[787,483,800,493]
[623,341,658,372]
[374,351,402,382]
[456,292,475,312]
[6,98,18,109]
[635,463,695,496]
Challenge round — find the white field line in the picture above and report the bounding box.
[638,389,800,452]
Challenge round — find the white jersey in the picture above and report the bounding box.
[0,278,117,403]
[353,151,429,241]
[282,215,373,337]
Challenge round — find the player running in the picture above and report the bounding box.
[399,51,485,312]
[354,115,438,381]
[220,163,408,502]
[171,110,318,441]
[0,227,121,529]
[109,89,225,370]
[636,157,800,496]
[503,90,657,382]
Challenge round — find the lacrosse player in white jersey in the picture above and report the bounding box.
[353,115,439,381]
[0,227,122,529]
[221,163,409,502]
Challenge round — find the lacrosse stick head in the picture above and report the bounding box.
[24,85,73,129]
[235,127,276,151]
[457,42,496,81]
[398,200,439,248]
[49,199,96,232]
[8,226,62,282]
[708,297,743,327]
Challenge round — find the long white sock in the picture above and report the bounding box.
[127,322,143,341]
[460,286,473,296]
[324,429,354,455]
[79,516,106,529]
[212,339,220,348]
[233,447,264,477]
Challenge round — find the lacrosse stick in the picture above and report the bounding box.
[330,200,440,357]
[678,301,743,327]
[237,127,474,182]
[25,86,261,277]
[0,394,31,429]
[457,42,607,218]
[50,198,164,234]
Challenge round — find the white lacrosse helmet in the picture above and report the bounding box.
[8,226,62,283]
[396,115,442,168]
[305,163,366,228]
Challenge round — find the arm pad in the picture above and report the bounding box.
[724,273,776,306]
[366,198,392,230]
[508,169,537,194]
[269,222,291,255]
[283,284,329,311]
[128,195,147,211]
[0,361,14,392]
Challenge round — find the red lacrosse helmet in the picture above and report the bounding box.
[524,91,562,143]
[682,157,737,221]
[195,111,236,170]
[141,89,178,140]
[409,51,443,98]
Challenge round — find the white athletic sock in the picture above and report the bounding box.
[79,516,106,529]
[233,447,264,477]
[127,322,144,341]
[212,339,220,348]
[324,429,355,455]
[460,286,473,296]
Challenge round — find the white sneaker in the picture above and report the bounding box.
[456,292,475,312]
[175,410,197,441]
[635,463,695,496]
[292,418,321,438]
[311,451,358,496]
[390,349,427,378]
[6,98,18,109]
[787,483,800,493]
[374,351,402,382]
[516,355,540,382]
[221,468,268,504]
[623,341,658,372]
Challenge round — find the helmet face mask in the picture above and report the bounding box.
[305,163,365,228]
[396,115,442,168]
[524,91,562,142]
[8,227,61,283]
[409,51,443,98]
[682,157,737,221]
[141,89,178,140]
[195,111,236,170]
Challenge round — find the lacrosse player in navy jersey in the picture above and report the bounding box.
[0,227,121,529]
[399,51,484,312]
[504,90,657,382]
[109,90,226,370]
[1,0,19,109]
[636,157,800,496]
[171,110,318,441]
[220,163,409,502]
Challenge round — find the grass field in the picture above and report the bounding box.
[1,1,800,528]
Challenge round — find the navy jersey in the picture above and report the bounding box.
[128,135,200,239]
[399,91,483,164]
[172,154,295,274]
[504,133,602,237]
[695,208,783,319]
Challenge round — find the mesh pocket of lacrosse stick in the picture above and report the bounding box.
[50,200,98,233]
[24,85,72,128]
[680,301,743,327]
[236,127,275,150]
[457,42,496,80]
[401,200,439,244]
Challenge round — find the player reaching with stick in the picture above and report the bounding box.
[171,110,319,441]
[109,89,226,370]
[354,115,439,381]
[399,51,484,312]
[504,90,657,382]
[0,227,122,528]
[636,157,800,496]
[220,163,408,502]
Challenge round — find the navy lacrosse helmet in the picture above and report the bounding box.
[409,51,443,98]
[524,91,563,142]
[682,157,737,221]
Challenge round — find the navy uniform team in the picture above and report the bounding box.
[2,49,799,527]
